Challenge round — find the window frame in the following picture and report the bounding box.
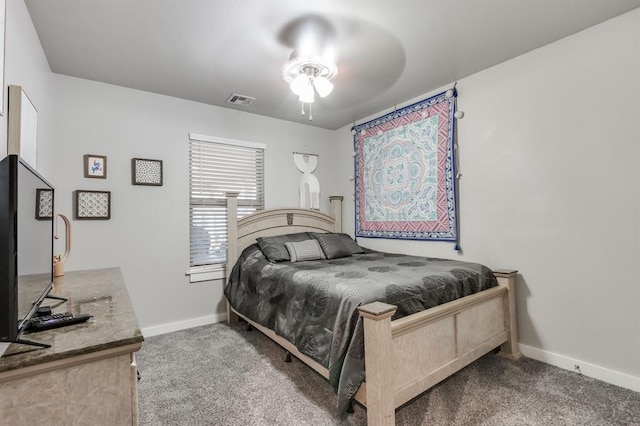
[186,133,265,282]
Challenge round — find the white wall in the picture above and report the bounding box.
[335,10,640,386]
[51,75,339,333]
[1,0,52,175]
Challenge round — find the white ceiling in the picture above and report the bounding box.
[24,0,640,130]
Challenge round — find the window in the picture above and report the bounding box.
[188,134,264,278]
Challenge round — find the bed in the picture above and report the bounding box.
[224,193,521,425]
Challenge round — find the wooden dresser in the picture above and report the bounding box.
[0,268,144,426]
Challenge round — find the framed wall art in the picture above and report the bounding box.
[36,188,53,220]
[0,0,6,117]
[74,190,111,220]
[84,154,107,179]
[132,158,163,186]
[7,85,38,170]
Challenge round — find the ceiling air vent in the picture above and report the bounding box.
[226,93,255,106]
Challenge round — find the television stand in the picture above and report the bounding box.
[44,294,67,302]
[12,336,50,349]
[43,293,68,309]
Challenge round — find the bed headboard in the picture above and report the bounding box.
[225,192,343,271]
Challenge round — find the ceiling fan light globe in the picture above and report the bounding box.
[290,74,310,96]
[314,76,334,97]
[299,85,315,103]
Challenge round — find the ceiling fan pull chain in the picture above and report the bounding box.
[300,101,305,116]
[308,102,313,121]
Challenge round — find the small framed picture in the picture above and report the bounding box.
[84,154,107,179]
[132,158,163,186]
[36,188,53,220]
[74,190,111,220]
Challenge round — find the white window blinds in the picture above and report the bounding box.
[189,135,264,267]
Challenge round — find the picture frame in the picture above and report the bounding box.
[7,85,38,170]
[84,154,107,179]
[0,0,6,117]
[132,158,163,186]
[74,190,111,220]
[36,188,53,220]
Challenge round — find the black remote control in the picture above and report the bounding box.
[24,312,92,333]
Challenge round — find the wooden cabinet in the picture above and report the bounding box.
[0,268,143,426]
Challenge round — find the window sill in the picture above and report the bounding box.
[186,264,226,283]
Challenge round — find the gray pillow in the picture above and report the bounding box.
[311,233,364,259]
[285,239,326,262]
[256,232,311,262]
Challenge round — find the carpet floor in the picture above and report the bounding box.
[136,323,640,425]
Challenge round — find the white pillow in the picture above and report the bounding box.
[285,239,326,262]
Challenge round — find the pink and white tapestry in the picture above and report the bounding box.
[354,90,459,246]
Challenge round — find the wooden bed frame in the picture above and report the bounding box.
[225,193,521,425]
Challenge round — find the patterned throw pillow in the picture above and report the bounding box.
[285,239,326,262]
[310,233,364,259]
[256,232,312,262]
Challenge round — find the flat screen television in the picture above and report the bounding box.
[0,154,55,348]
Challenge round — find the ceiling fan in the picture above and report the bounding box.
[270,12,406,126]
[279,15,339,120]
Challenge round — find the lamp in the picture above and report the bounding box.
[283,52,337,121]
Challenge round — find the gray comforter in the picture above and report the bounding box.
[224,244,497,414]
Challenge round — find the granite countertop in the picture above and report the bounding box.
[0,267,143,373]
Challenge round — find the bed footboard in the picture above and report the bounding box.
[356,270,520,426]
[494,269,521,359]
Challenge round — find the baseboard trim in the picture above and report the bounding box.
[141,313,226,338]
[519,343,640,393]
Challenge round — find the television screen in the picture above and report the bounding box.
[0,155,54,343]
[18,166,53,319]
[17,159,54,325]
